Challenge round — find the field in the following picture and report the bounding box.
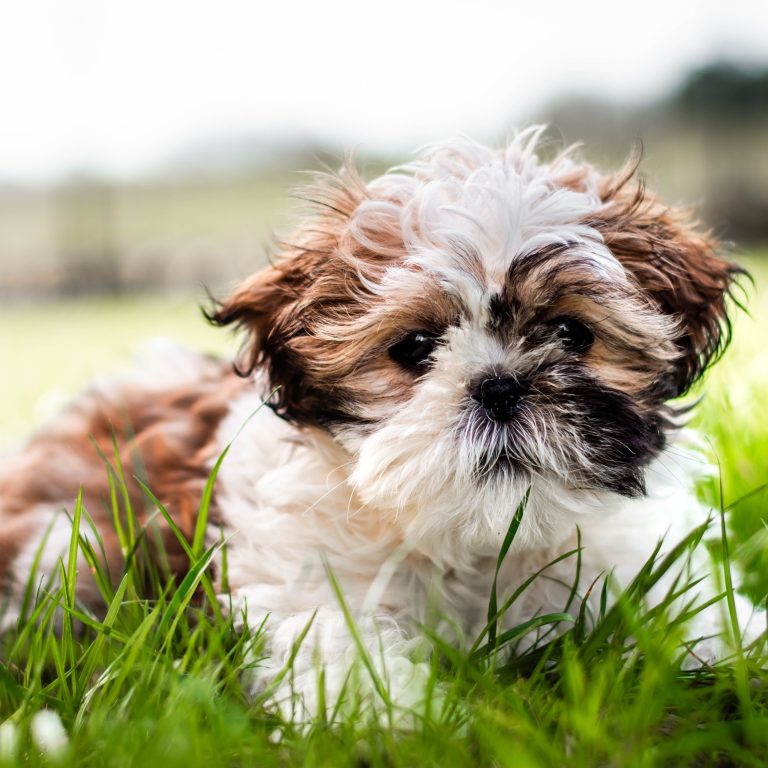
[0,254,767,766]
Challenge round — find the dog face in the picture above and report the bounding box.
[212,129,741,558]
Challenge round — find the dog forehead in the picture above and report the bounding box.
[355,135,625,298]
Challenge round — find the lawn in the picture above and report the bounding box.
[0,254,767,766]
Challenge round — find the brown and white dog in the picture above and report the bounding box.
[0,128,753,716]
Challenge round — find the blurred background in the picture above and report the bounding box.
[1,0,767,471]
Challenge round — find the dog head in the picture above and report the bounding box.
[211,129,743,558]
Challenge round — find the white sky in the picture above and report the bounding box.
[1,0,766,182]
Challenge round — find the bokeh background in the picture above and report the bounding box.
[2,2,767,580]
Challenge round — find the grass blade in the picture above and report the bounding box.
[324,557,391,713]
[487,488,530,652]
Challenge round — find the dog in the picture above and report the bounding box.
[0,127,752,718]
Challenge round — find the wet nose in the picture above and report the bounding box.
[473,377,525,422]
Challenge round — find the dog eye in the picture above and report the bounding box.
[389,332,437,369]
[554,317,594,353]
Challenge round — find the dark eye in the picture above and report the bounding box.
[554,317,594,353]
[389,332,437,370]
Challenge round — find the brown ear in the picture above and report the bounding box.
[208,265,292,371]
[207,258,313,420]
[207,165,372,425]
[591,164,746,399]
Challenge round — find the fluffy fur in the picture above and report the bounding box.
[0,128,752,719]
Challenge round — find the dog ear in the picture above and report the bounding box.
[208,265,296,373]
[208,256,323,423]
[207,166,371,425]
[591,163,746,399]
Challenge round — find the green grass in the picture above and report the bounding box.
[692,252,768,605]
[1,254,767,766]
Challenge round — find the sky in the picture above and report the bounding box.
[1,0,767,182]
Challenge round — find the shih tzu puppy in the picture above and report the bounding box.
[0,127,751,717]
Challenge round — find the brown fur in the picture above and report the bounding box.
[502,243,682,402]
[0,359,248,601]
[590,161,745,398]
[210,169,463,426]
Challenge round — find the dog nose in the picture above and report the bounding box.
[473,377,525,422]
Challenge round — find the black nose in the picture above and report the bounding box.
[473,377,525,422]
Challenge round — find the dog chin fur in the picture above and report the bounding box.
[0,129,756,722]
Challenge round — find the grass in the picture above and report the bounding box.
[692,252,768,605]
[1,253,767,766]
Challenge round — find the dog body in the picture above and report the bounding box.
[0,129,748,716]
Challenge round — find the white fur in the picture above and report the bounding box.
[352,129,624,292]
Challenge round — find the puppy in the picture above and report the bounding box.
[0,128,749,717]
